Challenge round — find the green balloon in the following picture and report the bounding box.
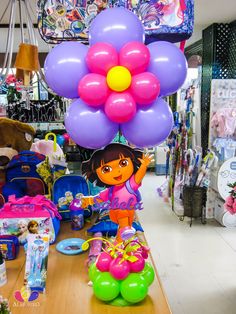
[120,273,148,304]
[140,262,155,286]
[88,263,101,282]
[93,272,120,302]
[109,295,131,307]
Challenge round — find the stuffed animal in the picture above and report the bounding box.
[0,118,35,184]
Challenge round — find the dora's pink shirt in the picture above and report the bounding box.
[98,175,141,207]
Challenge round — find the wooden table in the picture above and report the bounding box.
[1,222,171,314]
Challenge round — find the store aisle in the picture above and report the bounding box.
[138,173,236,314]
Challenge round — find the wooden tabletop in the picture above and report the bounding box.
[1,222,171,314]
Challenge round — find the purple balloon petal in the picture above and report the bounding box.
[65,99,118,149]
[89,8,145,52]
[121,98,173,148]
[44,42,88,99]
[148,41,188,97]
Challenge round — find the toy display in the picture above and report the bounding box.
[82,236,154,305]
[0,251,7,287]
[0,195,61,244]
[56,238,86,255]
[82,143,150,242]
[24,234,50,292]
[44,8,188,149]
[0,4,193,311]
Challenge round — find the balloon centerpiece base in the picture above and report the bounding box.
[83,237,155,306]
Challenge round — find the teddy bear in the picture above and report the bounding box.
[0,118,35,185]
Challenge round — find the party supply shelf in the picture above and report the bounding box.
[1,222,171,314]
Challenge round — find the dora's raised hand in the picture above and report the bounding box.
[138,153,155,167]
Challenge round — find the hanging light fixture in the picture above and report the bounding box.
[0,0,53,95]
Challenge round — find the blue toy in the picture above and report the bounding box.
[53,175,91,221]
[56,238,86,255]
[24,234,50,293]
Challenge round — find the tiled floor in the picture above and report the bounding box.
[138,172,236,314]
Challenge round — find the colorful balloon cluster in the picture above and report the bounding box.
[83,237,155,305]
[79,41,160,124]
[44,8,187,149]
[56,133,70,146]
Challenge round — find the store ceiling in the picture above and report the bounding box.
[0,0,236,48]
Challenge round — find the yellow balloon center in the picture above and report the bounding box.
[106,66,132,92]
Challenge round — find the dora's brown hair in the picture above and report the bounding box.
[82,143,143,187]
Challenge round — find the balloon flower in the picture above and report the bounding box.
[44,8,188,149]
[82,237,155,306]
[78,41,160,124]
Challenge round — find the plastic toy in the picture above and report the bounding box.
[56,238,86,255]
[24,234,50,293]
[82,143,153,242]
[69,194,84,231]
[82,236,154,306]
[53,175,91,221]
[87,232,103,267]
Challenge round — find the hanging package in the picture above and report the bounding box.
[37,0,194,44]
[125,0,194,44]
[37,0,110,44]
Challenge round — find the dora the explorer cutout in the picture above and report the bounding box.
[82,144,154,243]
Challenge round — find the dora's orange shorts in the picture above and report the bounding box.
[109,209,135,226]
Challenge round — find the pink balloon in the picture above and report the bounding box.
[130,72,160,105]
[63,133,70,144]
[109,257,130,280]
[119,41,150,75]
[105,92,136,123]
[86,43,119,76]
[129,253,145,272]
[96,252,113,272]
[78,73,109,107]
